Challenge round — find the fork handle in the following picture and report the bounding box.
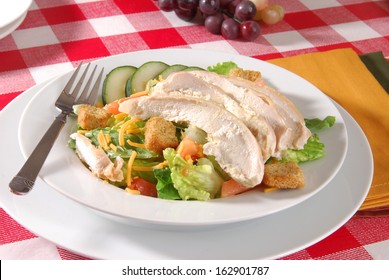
[9,111,68,195]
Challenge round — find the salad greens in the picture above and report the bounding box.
[305,116,336,131]
[280,117,335,163]
[207,61,240,75]
[280,133,325,163]
[154,168,181,200]
[163,148,224,201]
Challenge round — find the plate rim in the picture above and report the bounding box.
[17,49,348,227]
[0,0,32,28]
[0,78,372,259]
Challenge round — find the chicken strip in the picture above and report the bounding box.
[71,133,124,182]
[226,75,312,150]
[119,95,264,187]
[150,71,276,160]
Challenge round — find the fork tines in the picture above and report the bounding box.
[66,62,104,106]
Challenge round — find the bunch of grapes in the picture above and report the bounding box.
[156,0,284,41]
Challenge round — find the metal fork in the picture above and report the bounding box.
[9,63,104,195]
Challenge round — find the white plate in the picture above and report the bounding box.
[0,0,31,39]
[18,49,347,227]
[0,11,27,39]
[0,0,32,28]
[0,80,372,259]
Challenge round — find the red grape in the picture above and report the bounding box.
[227,0,242,15]
[177,0,199,11]
[199,0,220,15]
[174,7,197,21]
[220,0,234,9]
[234,0,256,21]
[157,0,285,42]
[241,20,260,40]
[221,18,240,39]
[158,0,178,12]
[204,13,224,34]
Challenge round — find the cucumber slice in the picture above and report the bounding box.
[130,61,169,94]
[102,66,137,105]
[184,66,205,71]
[158,64,188,80]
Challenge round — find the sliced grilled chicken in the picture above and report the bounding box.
[71,133,124,182]
[226,75,312,150]
[119,95,264,187]
[177,71,294,156]
[150,71,276,160]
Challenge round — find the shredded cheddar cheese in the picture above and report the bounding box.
[77,130,88,134]
[109,143,117,152]
[114,112,127,120]
[125,188,140,195]
[118,118,142,146]
[129,90,149,99]
[132,166,154,172]
[118,120,130,146]
[152,161,168,169]
[126,139,146,149]
[115,120,125,127]
[97,130,109,150]
[104,133,111,144]
[126,150,137,187]
[125,128,142,134]
[132,160,168,172]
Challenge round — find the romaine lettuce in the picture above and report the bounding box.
[153,168,181,200]
[207,61,240,75]
[281,133,325,163]
[305,116,336,131]
[163,148,223,201]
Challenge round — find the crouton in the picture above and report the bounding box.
[228,68,262,82]
[262,162,304,189]
[144,117,179,155]
[77,104,112,130]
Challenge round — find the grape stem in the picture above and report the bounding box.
[219,8,242,24]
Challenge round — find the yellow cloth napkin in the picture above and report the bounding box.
[268,48,389,211]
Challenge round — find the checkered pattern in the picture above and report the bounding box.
[0,0,388,260]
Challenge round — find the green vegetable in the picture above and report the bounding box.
[102,65,137,104]
[305,116,336,131]
[163,148,224,201]
[183,125,207,144]
[84,127,157,159]
[281,134,325,163]
[207,61,240,75]
[154,168,181,200]
[280,116,336,163]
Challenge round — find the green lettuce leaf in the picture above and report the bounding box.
[305,116,336,131]
[207,61,240,75]
[84,128,157,159]
[281,134,325,163]
[163,148,223,201]
[153,168,181,200]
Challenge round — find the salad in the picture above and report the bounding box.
[69,61,335,201]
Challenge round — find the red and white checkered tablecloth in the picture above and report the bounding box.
[1,0,388,260]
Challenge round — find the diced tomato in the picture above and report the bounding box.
[221,179,250,198]
[130,177,158,198]
[104,100,120,115]
[177,137,204,160]
[104,97,131,115]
